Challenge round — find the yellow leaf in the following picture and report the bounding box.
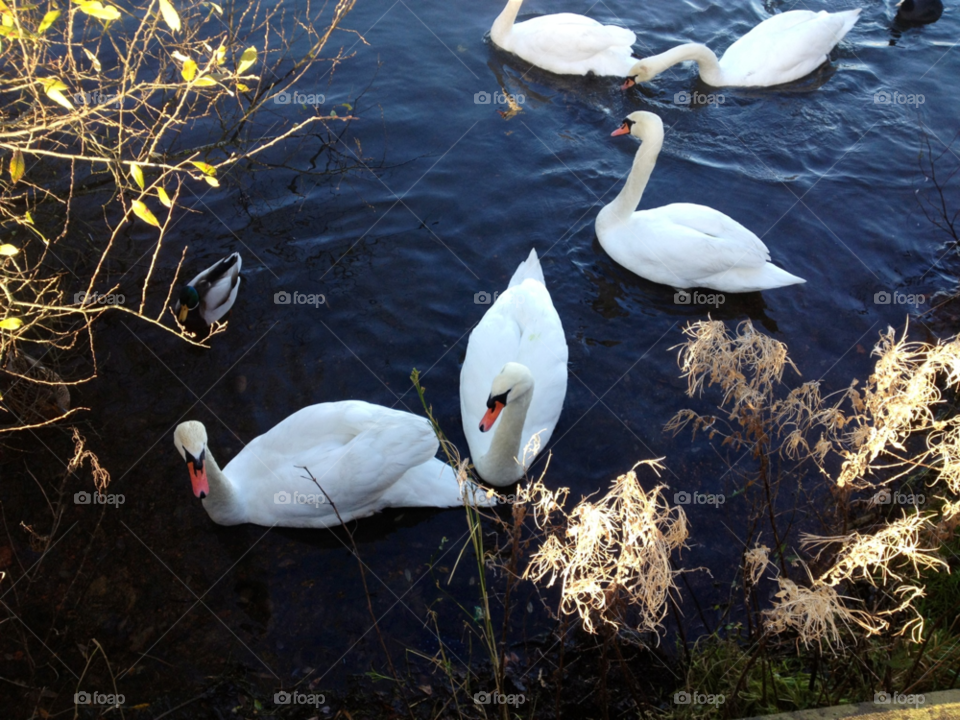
[191,76,218,87]
[157,187,172,208]
[0,318,23,331]
[237,46,257,75]
[203,2,223,15]
[203,175,220,187]
[236,82,249,92]
[181,59,197,81]
[38,9,60,33]
[24,211,33,225]
[189,161,216,176]
[9,149,24,183]
[0,244,19,256]
[75,1,121,22]
[157,0,180,32]
[82,47,102,72]
[41,78,74,110]
[132,200,160,227]
[130,164,144,189]
[214,45,225,66]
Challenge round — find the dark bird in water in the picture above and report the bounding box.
[172,252,242,335]
[896,0,944,24]
[1,347,70,425]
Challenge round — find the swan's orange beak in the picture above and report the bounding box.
[621,78,636,91]
[479,401,505,432]
[188,461,209,499]
[611,122,631,137]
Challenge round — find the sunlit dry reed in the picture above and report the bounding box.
[523,460,688,640]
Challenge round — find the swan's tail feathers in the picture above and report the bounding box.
[508,247,545,288]
[758,263,806,290]
[382,459,497,509]
[835,8,862,40]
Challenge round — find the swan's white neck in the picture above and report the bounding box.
[491,0,522,46]
[600,126,664,226]
[201,449,246,525]
[475,390,533,484]
[643,44,724,86]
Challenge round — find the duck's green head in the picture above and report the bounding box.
[178,285,200,323]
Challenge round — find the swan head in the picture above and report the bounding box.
[479,362,534,433]
[622,60,656,90]
[174,421,210,499]
[175,285,200,323]
[611,111,662,140]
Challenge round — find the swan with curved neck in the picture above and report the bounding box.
[461,249,568,487]
[491,0,638,77]
[622,9,861,89]
[474,363,536,483]
[596,111,805,293]
[173,401,494,528]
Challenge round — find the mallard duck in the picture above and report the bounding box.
[173,252,241,330]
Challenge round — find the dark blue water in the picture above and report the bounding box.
[33,0,960,707]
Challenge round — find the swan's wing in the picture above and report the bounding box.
[226,401,440,523]
[512,283,568,458]
[512,15,636,63]
[461,280,568,466]
[627,203,770,284]
[720,10,859,85]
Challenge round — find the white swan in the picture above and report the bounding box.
[622,9,861,89]
[491,0,637,77]
[173,401,493,528]
[461,249,568,486]
[596,112,805,293]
